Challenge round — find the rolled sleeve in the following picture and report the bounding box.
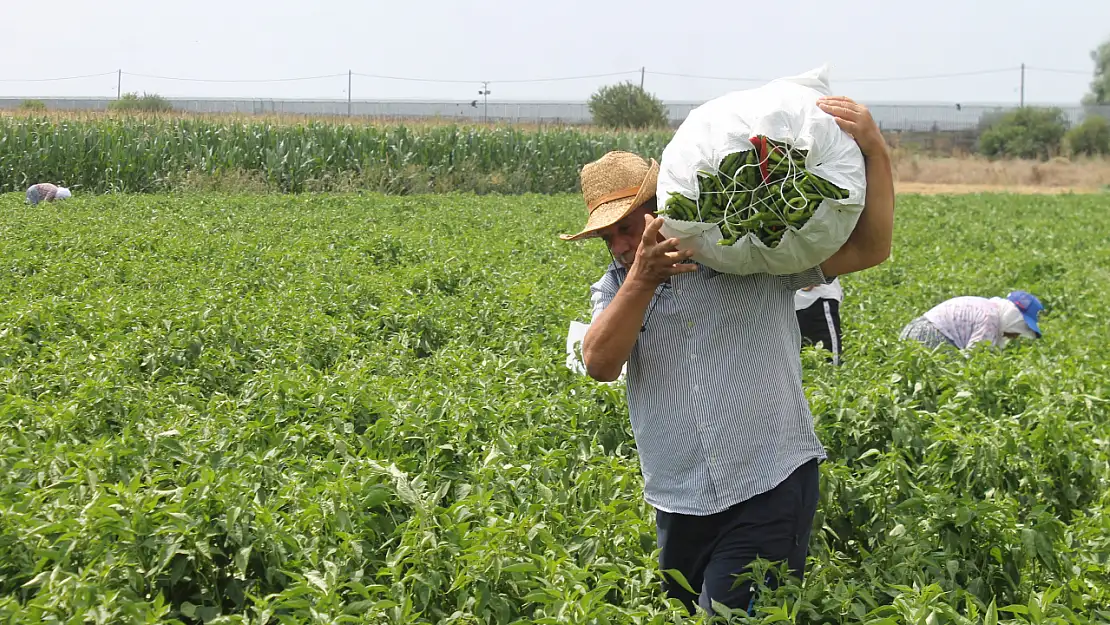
[775,265,830,293]
[589,270,620,322]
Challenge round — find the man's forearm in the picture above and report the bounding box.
[815,97,896,278]
[582,281,656,382]
[820,147,895,277]
[855,148,895,263]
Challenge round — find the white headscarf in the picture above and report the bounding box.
[55,187,72,199]
[991,297,1036,347]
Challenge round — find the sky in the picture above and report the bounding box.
[3,0,1106,106]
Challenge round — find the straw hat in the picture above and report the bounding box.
[559,151,659,241]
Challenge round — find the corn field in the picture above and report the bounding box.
[0,117,672,194]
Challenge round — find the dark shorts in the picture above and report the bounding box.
[655,459,820,616]
[797,298,842,365]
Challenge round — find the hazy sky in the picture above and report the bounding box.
[4,1,1106,105]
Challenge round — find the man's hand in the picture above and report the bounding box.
[582,213,695,383]
[626,214,698,290]
[817,96,887,159]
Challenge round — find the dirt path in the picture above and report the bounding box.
[895,182,1104,195]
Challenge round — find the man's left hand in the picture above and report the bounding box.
[817,96,887,159]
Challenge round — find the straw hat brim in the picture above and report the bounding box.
[559,159,659,241]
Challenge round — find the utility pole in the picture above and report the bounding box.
[640,66,645,90]
[348,70,352,117]
[117,69,122,99]
[1019,63,1025,107]
[478,81,491,124]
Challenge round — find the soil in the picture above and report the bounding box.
[894,182,1104,195]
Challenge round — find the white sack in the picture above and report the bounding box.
[657,65,867,276]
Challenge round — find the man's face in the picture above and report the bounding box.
[596,201,657,268]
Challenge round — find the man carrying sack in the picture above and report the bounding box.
[561,96,894,615]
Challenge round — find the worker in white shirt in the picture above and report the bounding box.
[795,277,843,365]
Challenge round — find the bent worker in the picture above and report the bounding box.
[561,96,894,615]
[795,277,843,364]
[26,183,72,206]
[899,290,1043,350]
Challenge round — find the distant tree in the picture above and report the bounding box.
[588,82,668,129]
[1083,38,1110,105]
[1065,115,1110,156]
[978,107,1069,160]
[109,92,173,113]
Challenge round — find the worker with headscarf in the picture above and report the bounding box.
[26,183,72,206]
[899,290,1044,350]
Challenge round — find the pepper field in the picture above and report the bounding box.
[0,190,1107,624]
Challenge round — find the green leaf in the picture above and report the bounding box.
[984,600,999,625]
[372,600,399,610]
[662,569,698,595]
[20,570,50,588]
[305,571,329,594]
[1029,594,1044,623]
[710,599,737,620]
[180,602,197,618]
[990,547,1004,565]
[954,506,974,527]
[1034,531,1056,567]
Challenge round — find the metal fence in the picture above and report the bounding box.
[1,97,1107,132]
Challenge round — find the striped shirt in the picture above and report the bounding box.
[590,261,829,516]
[922,296,1003,349]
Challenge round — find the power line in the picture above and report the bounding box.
[350,73,473,84]
[647,67,1022,83]
[1025,67,1091,76]
[491,70,640,84]
[0,66,1092,89]
[352,70,639,84]
[645,70,764,82]
[0,71,117,83]
[122,71,348,83]
[838,68,1020,83]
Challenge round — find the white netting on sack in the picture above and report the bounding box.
[663,136,850,249]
